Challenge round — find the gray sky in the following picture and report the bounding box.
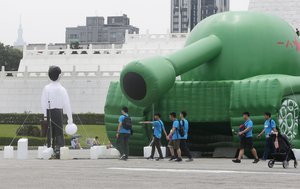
[0,0,249,45]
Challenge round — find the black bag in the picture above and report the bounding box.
[122,116,132,130]
[178,120,185,137]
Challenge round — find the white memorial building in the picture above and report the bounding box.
[1,33,187,114]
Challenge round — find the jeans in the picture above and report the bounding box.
[262,137,274,160]
[180,139,192,159]
[151,137,163,158]
[116,133,130,156]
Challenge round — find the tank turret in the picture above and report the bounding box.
[120,11,300,107]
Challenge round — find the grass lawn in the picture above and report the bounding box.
[0,124,109,147]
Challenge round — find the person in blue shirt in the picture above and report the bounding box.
[179,111,193,162]
[140,113,168,161]
[116,107,131,160]
[232,112,259,164]
[168,112,182,162]
[258,112,277,160]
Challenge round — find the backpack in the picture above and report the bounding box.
[178,120,185,137]
[122,115,132,130]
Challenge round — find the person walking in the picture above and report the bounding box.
[232,112,260,164]
[168,112,182,162]
[179,111,193,162]
[116,107,132,160]
[258,112,277,160]
[140,113,168,161]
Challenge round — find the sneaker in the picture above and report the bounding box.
[253,159,260,164]
[175,158,183,162]
[119,154,128,161]
[186,158,194,162]
[169,156,176,161]
[155,157,164,161]
[147,156,154,160]
[232,159,241,163]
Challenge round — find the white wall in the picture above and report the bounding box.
[0,70,119,114]
[3,33,187,114]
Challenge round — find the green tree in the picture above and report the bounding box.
[0,43,23,71]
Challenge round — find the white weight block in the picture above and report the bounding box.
[42,148,53,160]
[4,146,14,159]
[17,138,28,160]
[107,148,120,157]
[143,146,166,158]
[60,147,70,160]
[37,146,47,159]
[293,149,300,160]
[90,146,106,159]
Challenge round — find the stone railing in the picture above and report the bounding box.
[0,66,120,79]
[22,33,187,57]
[23,47,178,57]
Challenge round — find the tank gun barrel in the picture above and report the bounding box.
[120,35,222,106]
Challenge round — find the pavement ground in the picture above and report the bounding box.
[0,150,299,189]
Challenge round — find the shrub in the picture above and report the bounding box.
[0,136,72,146]
[16,125,41,137]
[0,113,104,125]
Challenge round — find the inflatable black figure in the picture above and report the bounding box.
[41,66,73,158]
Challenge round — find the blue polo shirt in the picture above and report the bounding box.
[172,119,179,140]
[119,114,131,134]
[264,119,276,137]
[153,120,164,139]
[244,119,253,138]
[181,119,189,139]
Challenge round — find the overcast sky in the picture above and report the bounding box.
[0,0,249,45]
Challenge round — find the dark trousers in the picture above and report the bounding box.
[116,133,130,156]
[262,137,274,160]
[180,139,192,159]
[151,137,163,158]
[46,109,65,155]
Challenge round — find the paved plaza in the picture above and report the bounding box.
[0,151,299,189]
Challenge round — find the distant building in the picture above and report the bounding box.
[171,0,230,33]
[66,14,139,44]
[249,0,300,30]
[14,18,26,48]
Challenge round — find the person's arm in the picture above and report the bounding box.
[62,87,73,124]
[258,129,265,137]
[169,127,176,136]
[139,121,153,124]
[239,127,251,135]
[163,127,169,140]
[116,116,123,138]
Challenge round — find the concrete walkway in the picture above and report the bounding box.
[0,151,299,189]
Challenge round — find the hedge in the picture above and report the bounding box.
[0,113,104,125]
[0,136,72,146]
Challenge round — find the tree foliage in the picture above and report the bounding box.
[0,42,23,71]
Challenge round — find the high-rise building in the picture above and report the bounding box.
[171,0,230,33]
[171,0,190,33]
[249,0,300,30]
[66,14,139,44]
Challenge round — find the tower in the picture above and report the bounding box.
[14,17,26,47]
[249,0,300,29]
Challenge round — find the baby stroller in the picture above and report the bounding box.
[268,132,298,169]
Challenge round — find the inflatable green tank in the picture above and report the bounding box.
[105,11,300,156]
